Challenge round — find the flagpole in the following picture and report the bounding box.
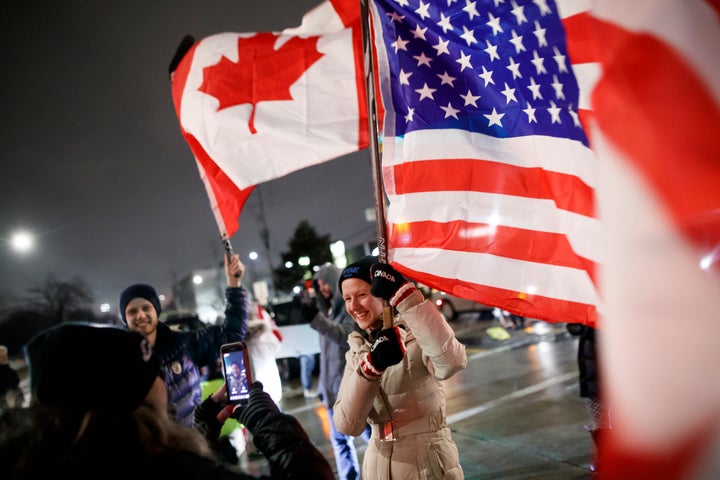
[221,235,241,278]
[360,0,393,328]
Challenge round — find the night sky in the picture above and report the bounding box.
[0,1,376,312]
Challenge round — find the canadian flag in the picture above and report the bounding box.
[170,0,367,237]
[587,0,720,478]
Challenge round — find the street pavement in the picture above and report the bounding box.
[238,316,596,479]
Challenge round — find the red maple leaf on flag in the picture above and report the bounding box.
[199,32,324,134]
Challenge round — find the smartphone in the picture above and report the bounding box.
[220,341,253,405]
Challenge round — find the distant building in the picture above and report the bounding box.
[171,266,227,324]
[169,238,378,324]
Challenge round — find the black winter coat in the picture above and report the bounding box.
[567,324,599,399]
[0,405,334,480]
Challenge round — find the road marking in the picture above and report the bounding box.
[466,344,515,359]
[446,371,578,425]
[284,399,323,416]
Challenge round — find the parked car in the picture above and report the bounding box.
[161,311,207,332]
[428,290,494,320]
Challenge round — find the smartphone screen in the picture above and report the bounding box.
[221,341,252,405]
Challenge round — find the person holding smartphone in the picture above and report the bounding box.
[119,253,249,427]
[0,322,334,480]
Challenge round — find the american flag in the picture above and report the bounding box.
[371,0,600,325]
[582,0,720,477]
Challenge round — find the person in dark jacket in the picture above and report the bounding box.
[567,323,611,470]
[119,254,249,426]
[0,322,333,480]
[195,381,333,479]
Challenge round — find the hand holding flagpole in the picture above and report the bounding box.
[222,236,242,279]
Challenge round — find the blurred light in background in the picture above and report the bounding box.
[10,230,34,254]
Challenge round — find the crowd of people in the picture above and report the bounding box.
[0,255,466,479]
[0,254,605,479]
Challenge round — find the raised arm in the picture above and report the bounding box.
[184,255,249,366]
[309,308,355,345]
[223,254,250,342]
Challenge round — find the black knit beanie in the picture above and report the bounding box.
[25,323,160,412]
[119,283,162,324]
[338,256,378,294]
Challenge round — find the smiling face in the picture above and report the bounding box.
[124,297,159,344]
[342,278,383,331]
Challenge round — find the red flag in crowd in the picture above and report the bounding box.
[585,0,720,478]
[370,0,600,325]
[170,0,367,238]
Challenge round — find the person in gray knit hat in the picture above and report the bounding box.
[118,254,250,427]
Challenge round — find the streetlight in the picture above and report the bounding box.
[331,240,347,268]
[10,230,34,254]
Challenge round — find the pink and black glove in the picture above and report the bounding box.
[361,326,406,377]
[370,263,418,307]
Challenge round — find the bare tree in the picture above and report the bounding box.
[26,274,94,323]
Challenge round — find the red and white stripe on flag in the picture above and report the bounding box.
[588,0,720,478]
[372,0,602,326]
[170,0,367,237]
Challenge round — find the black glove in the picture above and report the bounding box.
[370,263,416,306]
[193,394,225,441]
[300,295,319,322]
[367,326,406,372]
[232,381,280,432]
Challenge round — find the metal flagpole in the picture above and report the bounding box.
[222,235,241,278]
[360,0,393,328]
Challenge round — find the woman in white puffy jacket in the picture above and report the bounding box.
[333,257,467,479]
[245,302,283,404]
[229,302,284,457]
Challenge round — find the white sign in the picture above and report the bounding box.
[275,324,321,358]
